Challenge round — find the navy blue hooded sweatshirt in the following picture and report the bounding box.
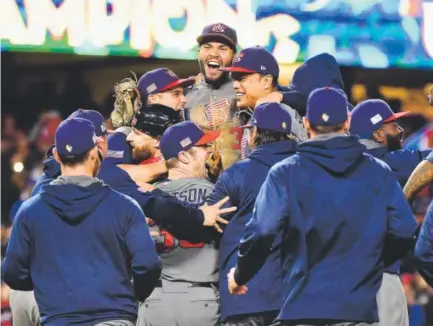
[207,140,297,320]
[233,135,417,323]
[361,140,430,187]
[279,53,346,115]
[31,134,205,238]
[2,176,161,325]
[415,200,433,287]
[360,141,430,275]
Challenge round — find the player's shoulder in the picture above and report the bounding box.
[105,187,143,212]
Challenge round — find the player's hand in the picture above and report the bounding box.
[227,267,248,295]
[150,231,160,237]
[137,182,155,192]
[199,197,236,233]
[255,91,283,107]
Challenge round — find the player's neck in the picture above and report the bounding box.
[60,165,94,178]
[168,167,196,180]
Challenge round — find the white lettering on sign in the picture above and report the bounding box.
[423,1,433,59]
[26,0,86,46]
[10,0,433,63]
[0,0,303,62]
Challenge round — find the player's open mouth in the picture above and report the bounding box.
[235,92,245,99]
[206,60,221,71]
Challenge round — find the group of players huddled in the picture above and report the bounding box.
[3,22,433,326]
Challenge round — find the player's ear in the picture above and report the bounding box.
[372,128,384,143]
[53,148,61,164]
[303,117,311,134]
[178,151,190,164]
[148,94,157,104]
[262,75,273,90]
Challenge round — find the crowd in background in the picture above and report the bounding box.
[1,79,433,325]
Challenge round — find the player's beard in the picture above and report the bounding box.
[385,133,403,151]
[132,146,153,163]
[198,58,230,89]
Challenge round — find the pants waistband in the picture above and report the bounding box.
[155,279,218,289]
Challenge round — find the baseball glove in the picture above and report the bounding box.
[206,141,223,183]
[110,72,142,128]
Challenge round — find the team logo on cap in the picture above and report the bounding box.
[282,122,287,129]
[322,113,330,122]
[233,52,244,63]
[180,137,192,148]
[66,144,73,152]
[212,23,226,33]
[370,114,383,125]
[146,83,157,94]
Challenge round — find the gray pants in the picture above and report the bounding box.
[9,290,40,326]
[270,322,377,326]
[376,273,409,326]
[94,321,134,326]
[137,279,220,326]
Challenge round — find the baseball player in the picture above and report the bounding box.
[220,46,308,159]
[137,121,221,326]
[185,23,306,171]
[7,109,110,326]
[137,67,195,112]
[350,99,431,185]
[184,23,243,171]
[111,68,196,183]
[227,87,417,326]
[2,118,162,325]
[349,100,431,326]
[206,102,302,326]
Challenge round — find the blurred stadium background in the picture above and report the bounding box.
[1,0,433,325]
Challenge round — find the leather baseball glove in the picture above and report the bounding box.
[110,72,142,128]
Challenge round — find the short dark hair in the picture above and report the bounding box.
[309,122,346,134]
[259,74,278,88]
[57,151,91,167]
[254,128,297,147]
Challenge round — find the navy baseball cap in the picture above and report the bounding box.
[137,68,195,99]
[306,87,349,125]
[241,102,293,133]
[196,23,237,49]
[160,121,220,160]
[69,109,107,137]
[220,46,279,78]
[55,118,100,157]
[349,99,410,138]
[105,127,133,165]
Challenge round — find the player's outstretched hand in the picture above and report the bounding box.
[227,267,248,295]
[199,197,236,233]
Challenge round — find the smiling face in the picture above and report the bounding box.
[198,42,234,84]
[232,72,273,109]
